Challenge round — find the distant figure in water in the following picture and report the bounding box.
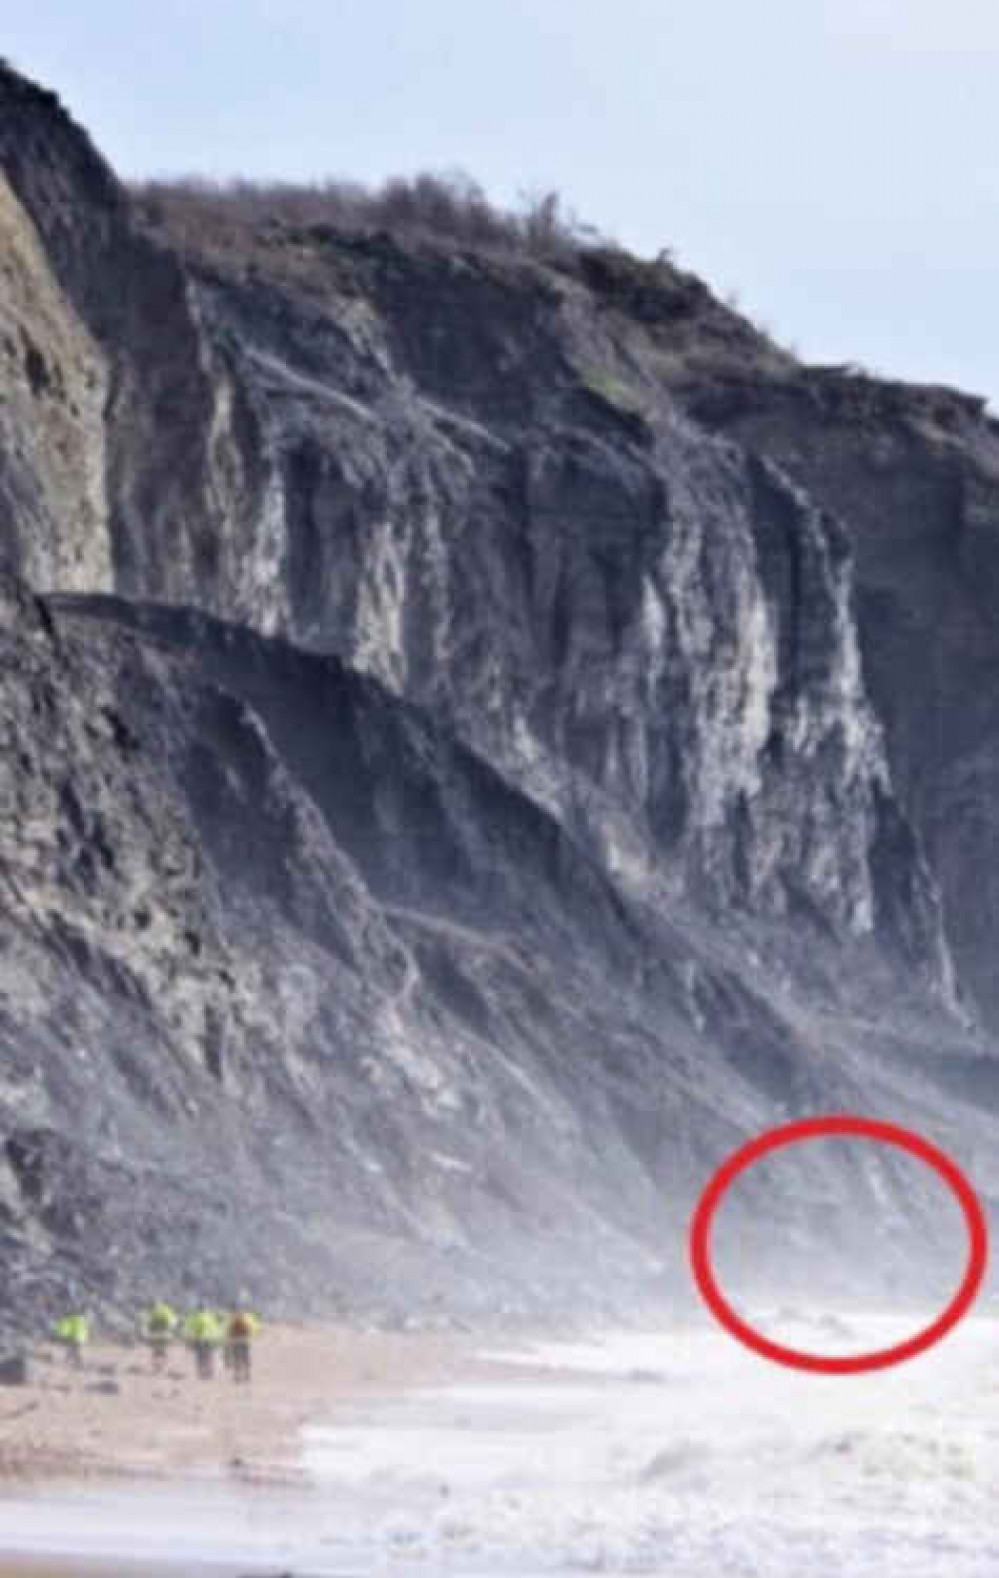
[184,1308,223,1379]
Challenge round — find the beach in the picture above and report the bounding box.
[0,1319,588,1576]
[0,1323,497,1486]
[2,1312,999,1575]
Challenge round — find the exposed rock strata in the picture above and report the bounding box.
[1,60,998,1324]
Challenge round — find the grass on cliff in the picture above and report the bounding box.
[129,170,607,264]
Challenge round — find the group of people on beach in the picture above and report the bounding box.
[53,1304,261,1383]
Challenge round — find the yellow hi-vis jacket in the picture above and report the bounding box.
[145,1302,178,1337]
[184,1310,223,1345]
[54,1314,89,1345]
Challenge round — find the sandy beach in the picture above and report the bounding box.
[0,1323,504,1487]
[0,1321,584,1577]
[3,1312,999,1575]
[0,1321,525,1576]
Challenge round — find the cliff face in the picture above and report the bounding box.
[682,370,999,1032]
[1,60,997,1326]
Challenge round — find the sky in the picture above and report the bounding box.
[6,0,999,406]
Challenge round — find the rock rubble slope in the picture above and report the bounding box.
[2,60,999,1327]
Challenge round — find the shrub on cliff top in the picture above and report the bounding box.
[129,170,605,262]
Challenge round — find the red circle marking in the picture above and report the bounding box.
[689,1114,989,1373]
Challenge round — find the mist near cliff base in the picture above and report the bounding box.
[705,1133,973,1322]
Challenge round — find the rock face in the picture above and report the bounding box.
[682,371,999,1032]
[2,59,999,1327]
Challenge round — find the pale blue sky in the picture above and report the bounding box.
[7,1,998,404]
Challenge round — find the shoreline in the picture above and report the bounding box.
[0,1311,990,1577]
[0,1318,629,1577]
[0,1322,502,1489]
[0,1322,518,1576]
[0,1313,648,1489]
[0,1299,949,1488]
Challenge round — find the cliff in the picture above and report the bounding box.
[1,60,998,1328]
